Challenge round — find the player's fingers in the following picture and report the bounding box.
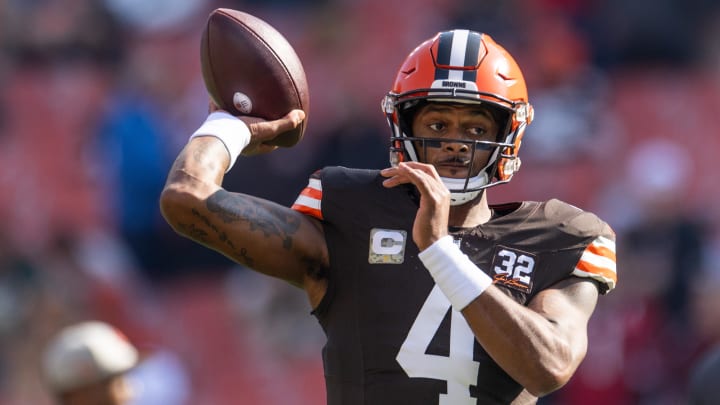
[245,109,305,141]
[400,161,442,180]
[254,143,280,154]
[381,175,406,188]
[383,163,437,183]
[287,109,306,126]
[380,166,404,187]
[240,139,281,156]
[402,165,443,196]
[381,166,420,188]
[269,109,306,132]
[384,163,447,199]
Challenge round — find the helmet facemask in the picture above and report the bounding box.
[384,92,527,205]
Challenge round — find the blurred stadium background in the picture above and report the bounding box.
[1,0,719,404]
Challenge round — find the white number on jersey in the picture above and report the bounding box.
[396,285,479,404]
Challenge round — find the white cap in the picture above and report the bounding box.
[43,321,139,393]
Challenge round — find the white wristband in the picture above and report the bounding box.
[418,235,492,311]
[189,111,251,172]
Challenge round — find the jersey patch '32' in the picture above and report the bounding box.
[491,245,536,293]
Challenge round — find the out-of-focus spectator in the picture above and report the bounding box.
[102,0,208,36]
[0,0,122,251]
[689,234,720,346]
[42,320,191,405]
[42,321,140,405]
[620,140,707,323]
[515,9,609,163]
[94,0,235,282]
[552,138,711,405]
[1,0,123,67]
[580,0,718,68]
[124,348,191,405]
[0,225,158,404]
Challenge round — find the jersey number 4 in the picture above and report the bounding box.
[396,285,479,404]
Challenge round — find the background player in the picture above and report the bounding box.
[160,29,617,404]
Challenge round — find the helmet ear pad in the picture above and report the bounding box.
[394,100,426,163]
[397,100,427,137]
[489,108,512,142]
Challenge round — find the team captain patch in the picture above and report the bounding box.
[368,228,407,264]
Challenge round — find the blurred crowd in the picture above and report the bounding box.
[1,0,720,404]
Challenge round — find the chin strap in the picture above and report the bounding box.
[441,173,488,206]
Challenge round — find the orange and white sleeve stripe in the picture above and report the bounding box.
[291,177,323,220]
[572,235,617,292]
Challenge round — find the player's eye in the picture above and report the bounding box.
[468,126,497,141]
[428,122,446,132]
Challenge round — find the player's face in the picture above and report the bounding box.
[411,103,500,179]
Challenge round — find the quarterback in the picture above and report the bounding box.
[161,29,617,404]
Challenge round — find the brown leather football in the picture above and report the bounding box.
[200,8,309,147]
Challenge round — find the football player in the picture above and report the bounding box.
[161,29,617,404]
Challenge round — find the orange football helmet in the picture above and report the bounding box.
[382,29,533,205]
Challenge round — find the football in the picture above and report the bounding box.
[200,8,309,147]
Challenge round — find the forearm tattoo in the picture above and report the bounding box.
[179,211,255,266]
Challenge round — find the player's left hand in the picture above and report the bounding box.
[381,162,450,250]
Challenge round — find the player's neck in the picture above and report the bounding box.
[448,191,492,228]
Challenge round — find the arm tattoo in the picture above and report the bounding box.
[179,216,258,266]
[178,221,210,244]
[206,190,301,250]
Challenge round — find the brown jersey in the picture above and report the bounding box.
[292,167,617,405]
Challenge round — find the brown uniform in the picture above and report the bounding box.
[292,167,617,405]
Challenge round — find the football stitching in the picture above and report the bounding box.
[222,11,304,112]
